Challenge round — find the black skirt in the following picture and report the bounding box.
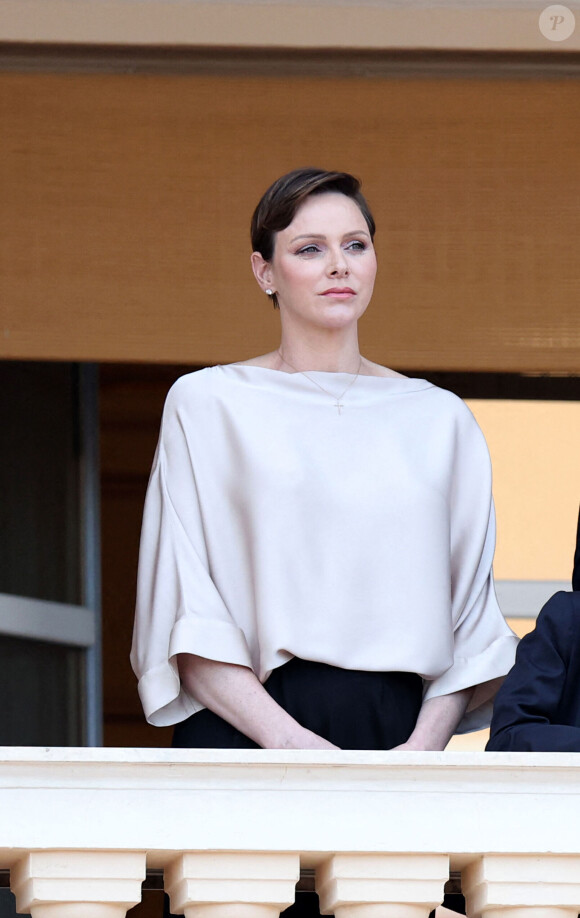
[164,659,423,918]
[172,657,423,750]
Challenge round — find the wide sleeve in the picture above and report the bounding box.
[486,593,580,752]
[130,380,253,727]
[422,402,518,733]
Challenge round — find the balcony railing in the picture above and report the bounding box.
[1,748,580,918]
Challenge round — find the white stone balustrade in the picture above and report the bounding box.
[9,850,147,918]
[2,749,580,917]
[316,852,450,917]
[164,852,300,918]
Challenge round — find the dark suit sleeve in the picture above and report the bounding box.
[486,593,580,752]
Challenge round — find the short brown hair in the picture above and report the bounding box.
[251,167,376,263]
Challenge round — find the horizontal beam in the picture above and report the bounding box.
[0,1,579,52]
[0,593,96,646]
[3,47,580,78]
[495,580,571,617]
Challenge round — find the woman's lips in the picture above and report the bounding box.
[320,288,356,298]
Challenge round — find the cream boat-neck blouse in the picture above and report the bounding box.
[131,364,517,734]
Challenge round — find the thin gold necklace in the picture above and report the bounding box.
[277,350,362,415]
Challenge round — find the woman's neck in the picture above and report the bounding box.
[276,336,362,374]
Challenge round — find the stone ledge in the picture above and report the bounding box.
[1,1,579,52]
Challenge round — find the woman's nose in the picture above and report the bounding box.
[328,250,349,276]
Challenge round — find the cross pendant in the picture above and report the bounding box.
[335,401,344,415]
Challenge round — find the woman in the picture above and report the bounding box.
[131,167,517,913]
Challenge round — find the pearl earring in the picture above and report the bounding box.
[266,288,273,296]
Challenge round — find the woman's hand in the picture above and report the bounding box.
[390,688,474,751]
[284,728,340,750]
[177,654,339,749]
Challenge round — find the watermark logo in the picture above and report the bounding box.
[539,4,576,41]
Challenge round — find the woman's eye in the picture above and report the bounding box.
[296,244,321,255]
[346,240,366,251]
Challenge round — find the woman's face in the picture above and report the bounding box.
[253,192,377,331]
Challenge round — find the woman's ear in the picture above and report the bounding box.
[251,252,274,293]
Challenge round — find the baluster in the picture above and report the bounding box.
[10,850,146,918]
[316,852,449,918]
[164,851,300,918]
[463,854,580,918]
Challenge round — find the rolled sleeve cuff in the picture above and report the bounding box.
[137,615,254,727]
[423,633,519,734]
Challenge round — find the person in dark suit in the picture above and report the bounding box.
[486,506,580,752]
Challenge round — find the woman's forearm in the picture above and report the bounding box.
[176,654,338,749]
[395,687,474,751]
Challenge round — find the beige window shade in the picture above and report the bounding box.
[1,72,579,370]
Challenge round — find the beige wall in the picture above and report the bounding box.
[1,70,580,372]
[469,400,580,581]
[2,1,579,51]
